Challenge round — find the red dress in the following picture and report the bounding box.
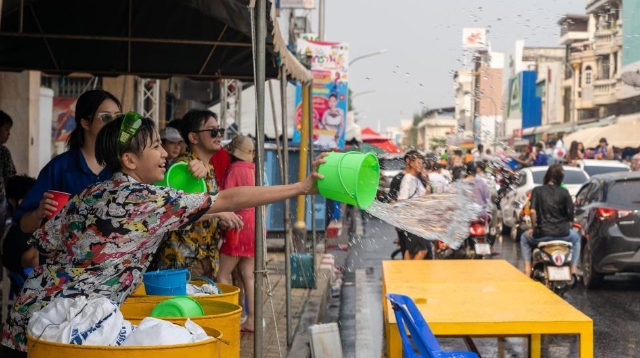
[219,161,255,257]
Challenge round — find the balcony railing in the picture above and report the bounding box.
[593,78,619,105]
[570,43,593,54]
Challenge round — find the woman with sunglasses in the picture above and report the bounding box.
[0,112,326,356]
[15,89,122,235]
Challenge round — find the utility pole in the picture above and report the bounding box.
[318,0,325,41]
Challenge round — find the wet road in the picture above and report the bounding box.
[337,216,640,357]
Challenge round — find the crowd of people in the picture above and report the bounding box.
[380,136,622,279]
[0,89,326,357]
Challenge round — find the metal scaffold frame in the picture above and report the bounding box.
[219,79,243,137]
[136,78,160,126]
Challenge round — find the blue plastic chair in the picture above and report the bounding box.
[386,293,479,358]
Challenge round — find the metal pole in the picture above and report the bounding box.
[570,63,577,132]
[253,0,266,355]
[308,78,317,289]
[318,0,325,41]
[281,66,294,346]
[269,79,285,179]
[235,80,243,133]
[294,83,310,251]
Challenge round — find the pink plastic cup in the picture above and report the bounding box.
[47,190,71,219]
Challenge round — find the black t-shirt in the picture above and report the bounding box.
[388,172,406,202]
[2,223,33,273]
[530,185,574,237]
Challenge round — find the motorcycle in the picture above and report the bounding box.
[530,226,579,297]
[435,215,494,259]
[510,191,532,242]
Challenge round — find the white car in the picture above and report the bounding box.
[577,159,631,177]
[500,165,590,230]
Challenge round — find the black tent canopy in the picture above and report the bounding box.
[0,0,310,82]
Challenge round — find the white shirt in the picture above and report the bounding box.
[398,173,426,200]
[428,172,449,193]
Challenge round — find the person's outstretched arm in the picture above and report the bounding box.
[207,153,327,214]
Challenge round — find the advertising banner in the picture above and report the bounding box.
[620,0,640,100]
[293,38,349,150]
[462,28,487,49]
[52,97,77,155]
[52,97,77,141]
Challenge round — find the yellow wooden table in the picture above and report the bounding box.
[382,260,593,358]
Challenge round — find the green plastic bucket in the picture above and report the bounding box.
[166,162,207,193]
[317,152,380,209]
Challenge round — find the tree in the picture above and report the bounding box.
[429,137,447,151]
[405,107,429,149]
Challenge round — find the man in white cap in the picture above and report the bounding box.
[160,126,184,167]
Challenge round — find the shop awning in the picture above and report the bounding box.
[545,122,574,134]
[0,0,312,83]
[594,120,640,148]
[562,126,605,148]
[370,140,402,154]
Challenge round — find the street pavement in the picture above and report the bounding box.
[339,214,640,357]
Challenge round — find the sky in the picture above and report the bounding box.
[304,0,586,132]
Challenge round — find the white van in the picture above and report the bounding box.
[577,159,631,177]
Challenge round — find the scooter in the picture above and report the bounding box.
[530,223,580,297]
[510,191,532,242]
[435,215,493,259]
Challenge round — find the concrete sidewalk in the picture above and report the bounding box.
[240,238,347,358]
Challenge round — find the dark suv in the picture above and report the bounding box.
[574,172,640,288]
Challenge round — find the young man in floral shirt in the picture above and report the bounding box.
[153,110,240,279]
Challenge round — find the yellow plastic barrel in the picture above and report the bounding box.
[26,327,222,358]
[121,300,241,358]
[129,282,241,306]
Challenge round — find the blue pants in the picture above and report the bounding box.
[520,230,581,265]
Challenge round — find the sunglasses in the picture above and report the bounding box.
[96,112,123,123]
[192,128,225,138]
[117,111,142,154]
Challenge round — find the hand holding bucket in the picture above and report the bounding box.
[317,152,380,210]
[45,190,71,219]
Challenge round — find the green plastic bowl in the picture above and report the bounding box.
[166,162,207,193]
[150,296,205,318]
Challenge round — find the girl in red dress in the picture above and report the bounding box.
[218,135,257,332]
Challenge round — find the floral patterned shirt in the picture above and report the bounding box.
[1,172,214,351]
[153,151,221,277]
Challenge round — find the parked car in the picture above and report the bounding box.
[577,159,631,177]
[500,166,589,231]
[378,154,405,188]
[574,172,640,289]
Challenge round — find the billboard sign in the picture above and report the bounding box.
[462,28,487,49]
[507,76,521,119]
[278,0,315,9]
[620,0,640,100]
[507,71,541,129]
[293,38,349,150]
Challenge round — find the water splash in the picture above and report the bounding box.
[365,182,481,249]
